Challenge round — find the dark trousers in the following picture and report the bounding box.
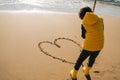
[74,49,100,70]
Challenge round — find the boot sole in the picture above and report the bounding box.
[70,74,77,80]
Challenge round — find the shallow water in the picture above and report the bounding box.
[0,0,120,16]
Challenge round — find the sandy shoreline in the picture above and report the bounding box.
[0,11,120,80]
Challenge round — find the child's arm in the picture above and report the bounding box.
[81,24,86,39]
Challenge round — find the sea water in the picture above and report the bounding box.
[0,0,120,16]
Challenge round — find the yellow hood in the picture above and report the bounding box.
[82,12,99,26]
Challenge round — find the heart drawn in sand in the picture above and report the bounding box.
[38,37,82,64]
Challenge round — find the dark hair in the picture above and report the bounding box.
[79,6,92,19]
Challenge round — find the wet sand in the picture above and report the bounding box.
[0,11,120,80]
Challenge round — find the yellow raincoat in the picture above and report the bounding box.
[82,12,104,51]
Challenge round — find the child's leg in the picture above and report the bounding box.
[88,51,100,67]
[70,49,90,80]
[74,49,90,70]
[83,50,100,76]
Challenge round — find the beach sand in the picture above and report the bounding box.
[0,11,120,80]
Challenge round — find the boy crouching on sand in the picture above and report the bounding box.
[70,6,104,80]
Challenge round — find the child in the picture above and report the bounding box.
[70,6,104,80]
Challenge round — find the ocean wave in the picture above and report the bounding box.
[0,0,120,16]
[86,0,120,6]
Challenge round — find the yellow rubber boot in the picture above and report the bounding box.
[83,65,91,75]
[70,69,78,80]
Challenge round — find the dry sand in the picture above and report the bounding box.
[0,11,120,80]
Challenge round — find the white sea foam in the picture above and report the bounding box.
[0,0,120,16]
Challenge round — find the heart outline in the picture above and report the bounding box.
[38,37,82,64]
